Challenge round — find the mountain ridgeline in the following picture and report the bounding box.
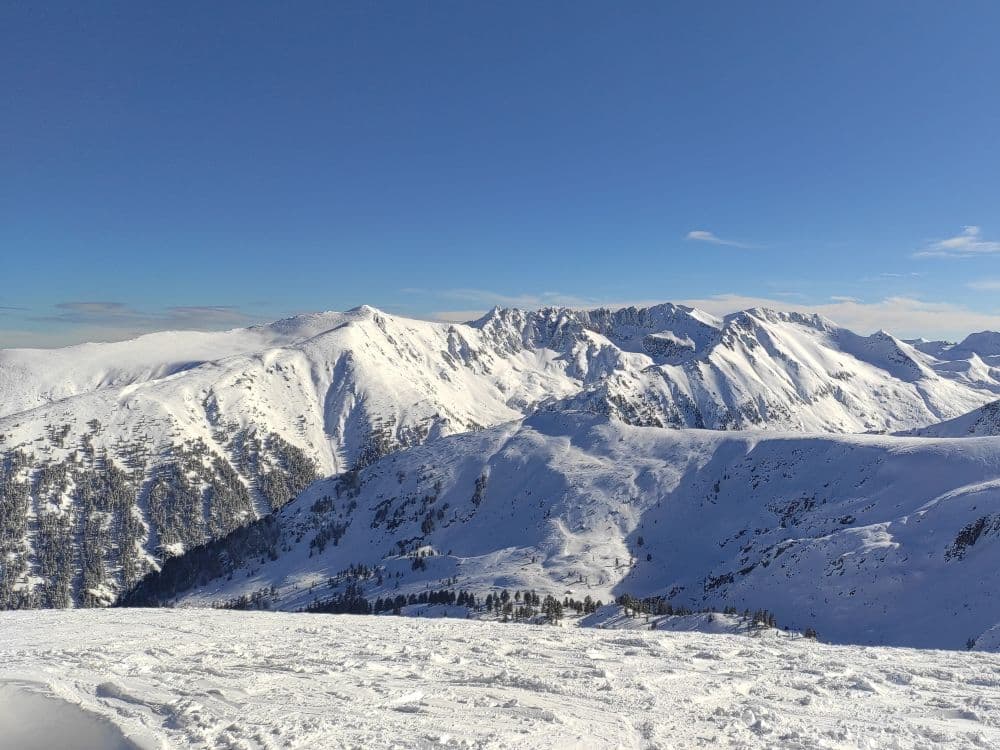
[3,303,1000,621]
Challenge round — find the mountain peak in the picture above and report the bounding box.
[346,304,384,316]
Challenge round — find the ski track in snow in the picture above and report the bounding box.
[1,609,998,749]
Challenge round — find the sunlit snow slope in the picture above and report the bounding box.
[129,412,1000,650]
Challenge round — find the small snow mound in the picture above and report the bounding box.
[971,621,1000,652]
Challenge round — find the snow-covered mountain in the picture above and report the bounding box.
[125,412,1000,650]
[537,307,1000,432]
[906,331,1000,361]
[4,302,1000,610]
[903,400,1000,437]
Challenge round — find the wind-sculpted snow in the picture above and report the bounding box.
[4,302,1000,609]
[1,609,998,749]
[127,412,1000,650]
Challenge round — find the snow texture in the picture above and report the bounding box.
[1,609,998,750]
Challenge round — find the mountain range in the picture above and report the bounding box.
[3,302,1000,648]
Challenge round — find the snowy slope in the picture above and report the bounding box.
[1,609,998,750]
[0,325,301,419]
[904,400,1000,437]
[4,302,1000,609]
[128,412,1000,650]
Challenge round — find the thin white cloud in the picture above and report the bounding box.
[685,230,753,248]
[31,302,252,329]
[968,279,1000,291]
[860,272,924,281]
[771,291,807,299]
[914,226,1000,258]
[1,302,267,348]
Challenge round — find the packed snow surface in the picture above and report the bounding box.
[1,609,998,749]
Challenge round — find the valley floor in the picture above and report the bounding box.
[1,609,998,749]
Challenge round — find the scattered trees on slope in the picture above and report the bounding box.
[0,420,317,609]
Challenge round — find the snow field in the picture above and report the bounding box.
[1,609,998,749]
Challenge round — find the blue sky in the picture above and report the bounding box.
[3,1,1000,346]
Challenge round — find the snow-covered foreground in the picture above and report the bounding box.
[2,610,998,749]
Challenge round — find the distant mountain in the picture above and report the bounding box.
[904,338,955,358]
[3,302,1000,608]
[954,331,1000,359]
[903,400,1000,437]
[906,331,1000,364]
[533,308,1000,432]
[124,412,1000,650]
